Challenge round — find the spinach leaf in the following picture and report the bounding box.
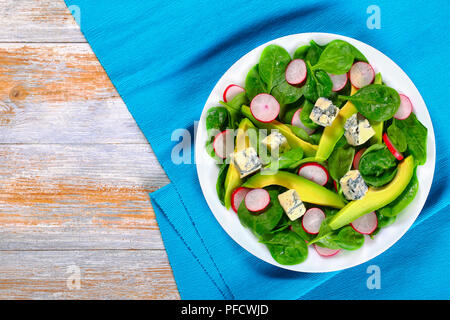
[293,45,310,60]
[286,124,313,143]
[258,45,291,92]
[303,62,333,102]
[264,147,304,172]
[261,230,308,265]
[238,189,284,236]
[312,40,354,74]
[387,123,407,152]
[378,169,418,217]
[206,106,229,132]
[245,64,267,101]
[289,219,315,242]
[394,113,428,165]
[271,80,303,106]
[348,42,368,62]
[358,144,398,187]
[216,163,228,205]
[328,146,355,181]
[305,40,323,65]
[308,217,340,249]
[219,92,249,129]
[376,211,396,228]
[299,99,319,129]
[309,131,323,145]
[340,84,400,122]
[332,226,365,250]
[309,218,364,250]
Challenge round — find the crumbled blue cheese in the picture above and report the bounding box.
[340,170,368,200]
[278,189,306,221]
[231,147,262,178]
[309,97,339,127]
[344,113,375,146]
[261,131,288,153]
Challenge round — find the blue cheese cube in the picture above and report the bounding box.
[231,147,262,178]
[261,131,288,153]
[344,113,375,146]
[309,97,339,127]
[340,170,368,200]
[278,189,306,221]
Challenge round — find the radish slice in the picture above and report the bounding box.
[333,180,338,192]
[223,84,245,103]
[231,187,250,213]
[383,133,404,161]
[285,59,307,85]
[302,208,326,235]
[314,245,340,257]
[244,189,270,213]
[349,62,375,89]
[213,129,234,159]
[250,94,280,123]
[351,211,378,235]
[328,73,348,92]
[353,148,366,170]
[298,163,329,186]
[394,94,413,120]
[291,108,315,135]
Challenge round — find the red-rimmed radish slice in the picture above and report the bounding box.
[213,129,234,159]
[314,245,340,257]
[298,163,329,186]
[333,180,338,192]
[383,133,404,161]
[223,84,245,103]
[351,211,378,235]
[353,148,366,170]
[350,62,375,89]
[285,59,307,85]
[394,94,413,120]
[250,94,280,123]
[291,108,315,135]
[302,208,326,235]
[328,73,348,92]
[244,189,270,213]
[231,187,250,213]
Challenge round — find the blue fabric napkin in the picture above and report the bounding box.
[65,0,450,299]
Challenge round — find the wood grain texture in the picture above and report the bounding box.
[0,1,180,299]
[0,0,85,42]
[0,250,179,299]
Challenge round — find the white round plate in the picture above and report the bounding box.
[195,33,436,272]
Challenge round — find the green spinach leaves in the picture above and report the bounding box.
[358,144,398,187]
[340,84,400,122]
[394,113,428,165]
[258,45,291,92]
[261,230,308,265]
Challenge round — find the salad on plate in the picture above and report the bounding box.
[204,39,428,265]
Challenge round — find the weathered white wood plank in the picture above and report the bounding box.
[0,0,85,42]
[0,250,180,299]
[0,143,170,250]
[0,43,150,143]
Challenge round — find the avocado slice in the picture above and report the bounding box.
[223,118,255,209]
[242,171,346,209]
[315,86,358,161]
[241,105,318,157]
[329,156,415,230]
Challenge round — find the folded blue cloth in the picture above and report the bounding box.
[65,0,450,299]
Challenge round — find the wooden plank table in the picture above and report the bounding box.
[0,0,179,299]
